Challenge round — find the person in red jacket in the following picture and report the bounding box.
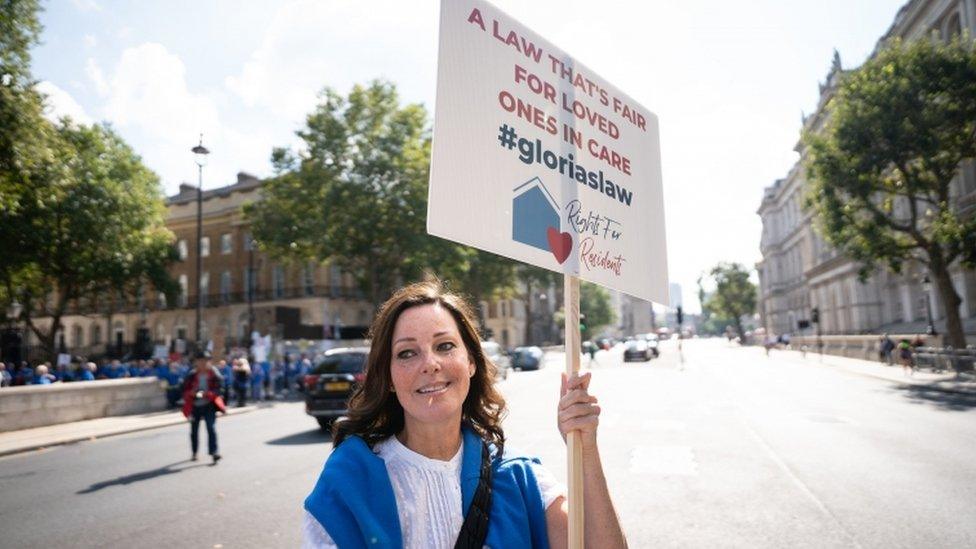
[182,350,227,464]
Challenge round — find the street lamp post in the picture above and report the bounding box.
[192,135,210,353]
[247,235,255,348]
[922,274,937,337]
[5,300,22,363]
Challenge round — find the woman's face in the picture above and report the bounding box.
[390,303,476,431]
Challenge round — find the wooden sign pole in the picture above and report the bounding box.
[564,274,584,548]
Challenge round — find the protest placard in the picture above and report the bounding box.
[428,0,668,304]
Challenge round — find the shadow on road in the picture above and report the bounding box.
[77,461,206,494]
[894,383,976,412]
[266,429,333,446]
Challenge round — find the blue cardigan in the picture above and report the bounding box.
[304,427,551,548]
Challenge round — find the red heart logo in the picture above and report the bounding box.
[546,227,573,264]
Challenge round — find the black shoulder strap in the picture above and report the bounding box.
[454,441,493,549]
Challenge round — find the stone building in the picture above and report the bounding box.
[22,173,374,359]
[757,0,976,341]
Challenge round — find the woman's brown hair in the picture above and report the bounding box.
[333,279,507,455]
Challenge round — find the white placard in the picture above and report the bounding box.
[152,345,169,360]
[428,0,669,303]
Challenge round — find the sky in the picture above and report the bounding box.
[31,0,907,312]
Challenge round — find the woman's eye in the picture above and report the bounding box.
[438,341,456,352]
[396,349,416,360]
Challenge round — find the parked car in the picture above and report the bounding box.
[481,341,510,381]
[623,339,654,362]
[304,347,368,430]
[512,346,544,370]
[638,333,661,357]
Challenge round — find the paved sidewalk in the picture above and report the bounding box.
[770,346,976,393]
[0,404,262,457]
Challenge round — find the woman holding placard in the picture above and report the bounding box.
[302,279,626,548]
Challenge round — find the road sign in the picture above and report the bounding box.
[428,0,668,304]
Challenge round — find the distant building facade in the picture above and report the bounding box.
[23,173,374,359]
[757,0,976,340]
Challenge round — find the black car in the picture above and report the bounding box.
[623,340,654,362]
[305,347,368,430]
[512,346,544,370]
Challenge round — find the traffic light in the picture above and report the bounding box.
[676,306,684,326]
[579,313,586,333]
[811,307,820,324]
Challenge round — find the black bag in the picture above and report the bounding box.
[454,441,493,549]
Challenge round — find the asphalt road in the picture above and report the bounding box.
[2,339,975,548]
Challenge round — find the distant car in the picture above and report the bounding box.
[481,341,510,381]
[304,347,368,430]
[623,339,654,362]
[644,333,660,357]
[512,346,544,370]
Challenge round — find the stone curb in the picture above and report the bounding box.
[0,405,260,458]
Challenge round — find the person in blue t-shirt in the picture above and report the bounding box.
[78,362,96,381]
[32,364,57,385]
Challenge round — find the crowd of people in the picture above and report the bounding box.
[0,354,320,406]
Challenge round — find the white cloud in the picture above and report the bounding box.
[85,58,108,97]
[103,43,228,191]
[84,34,97,48]
[36,81,93,125]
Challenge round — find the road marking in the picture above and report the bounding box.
[740,419,863,548]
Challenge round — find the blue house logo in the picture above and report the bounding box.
[512,177,560,252]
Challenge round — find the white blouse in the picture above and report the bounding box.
[301,436,564,548]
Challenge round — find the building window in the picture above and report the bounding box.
[244,232,254,252]
[158,292,167,309]
[200,236,210,258]
[90,324,102,346]
[220,271,232,302]
[177,239,188,260]
[273,265,284,298]
[244,267,256,299]
[330,264,342,294]
[72,325,83,348]
[178,274,188,307]
[221,233,232,254]
[200,272,209,306]
[304,263,315,296]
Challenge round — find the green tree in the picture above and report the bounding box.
[701,263,756,342]
[247,81,436,308]
[247,80,517,310]
[803,36,976,348]
[1,1,177,362]
[580,282,614,340]
[5,122,177,363]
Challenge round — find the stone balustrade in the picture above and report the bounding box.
[0,378,167,432]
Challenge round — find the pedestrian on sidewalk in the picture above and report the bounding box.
[182,350,227,464]
[898,338,915,376]
[232,357,251,407]
[879,334,895,365]
[303,279,627,548]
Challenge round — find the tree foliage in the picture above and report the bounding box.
[580,282,615,340]
[1,1,177,361]
[701,263,756,342]
[803,36,976,347]
[246,80,517,309]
